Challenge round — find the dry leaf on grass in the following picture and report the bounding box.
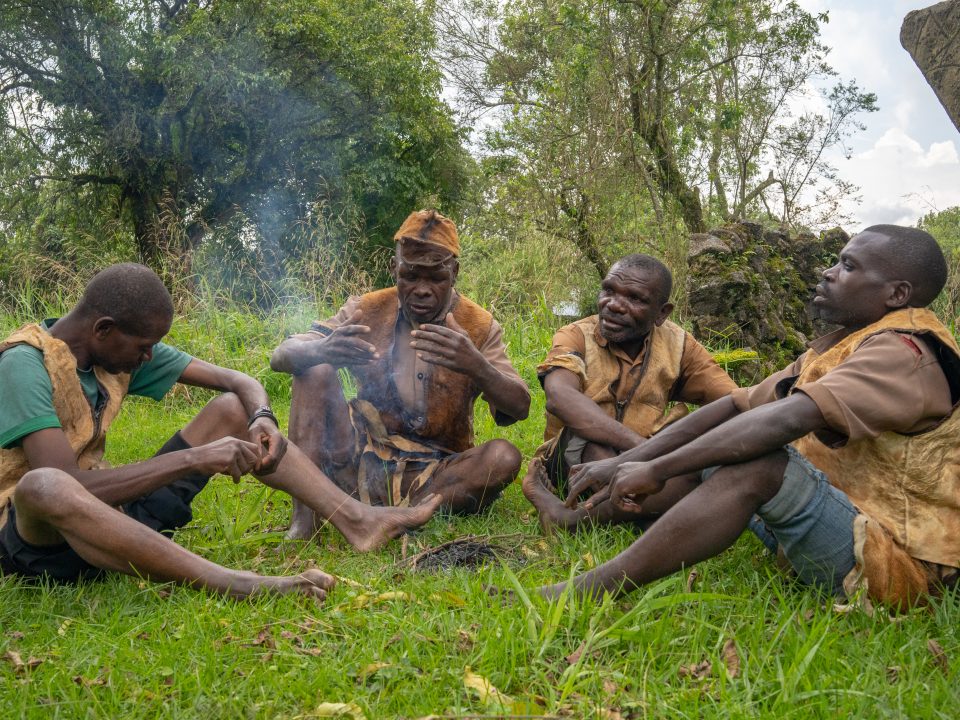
[463,667,514,708]
[722,639,740,678]
[678,659,712,680]
[456,628,476,652]
[566,640,587,666]
[350,591,411,609]
[886,666,901,684]
[8,631,24,640]
[928,639,949,675]
[72,674,107,688]
[310,702,367,719]
[3,650,43,674]
[245,628,275,649]
[685,569,699,592]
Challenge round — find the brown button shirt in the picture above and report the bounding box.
[537,321,738,406]
[731,328,954,443]
[318,293,526,428]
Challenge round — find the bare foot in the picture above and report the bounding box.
[340,493,442,552]
[285,500,321,540]
[243,569,337,602]
[521,459,586,534]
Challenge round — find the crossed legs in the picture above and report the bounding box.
[286,365,520,539]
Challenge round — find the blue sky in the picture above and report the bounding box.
[798,0,960,228]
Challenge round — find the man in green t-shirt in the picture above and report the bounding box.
[0,263,439,600]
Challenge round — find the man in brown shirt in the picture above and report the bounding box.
[272,210,530,538]
[535,226,960,609]
[523,253,737,533]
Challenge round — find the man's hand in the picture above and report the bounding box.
[189,437,263,483]
[248,417,287,475]
[564,455,622,508]
[319,309,378,367]
[410,313,484,374]
[609,461,666,511]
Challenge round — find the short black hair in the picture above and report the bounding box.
[76,263,174,334]
[609,253,673,304]
[862,225,947,307]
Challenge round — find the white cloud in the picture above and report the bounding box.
[830,129,960,229]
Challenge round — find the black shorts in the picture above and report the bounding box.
[0,431,209,585]
[0,503,104,582]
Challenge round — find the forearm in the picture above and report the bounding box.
[614,396,741,464]
[546,388,643,451]
[473,362,531,421]
[645,394,823,481]
[270,337,327,375]
[73,450,206,506]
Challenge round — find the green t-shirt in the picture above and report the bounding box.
[0,321,193,449]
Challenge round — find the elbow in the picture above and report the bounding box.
[269,345,290,374]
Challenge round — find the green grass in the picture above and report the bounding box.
[1,308,959,719]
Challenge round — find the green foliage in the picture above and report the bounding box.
[0,0,471,298]
[440,0,876,289]
[920,206,960,324]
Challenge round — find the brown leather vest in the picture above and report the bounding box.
[350,288,493,453]
[0,324,130,522]
[792,308,960,568]
[543,316,688,442]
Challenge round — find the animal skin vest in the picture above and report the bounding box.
[543,316,688,443]
[349,288,493,454]
[0,324,130,524]
[791,308,960,607]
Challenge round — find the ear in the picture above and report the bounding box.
[449,259,460,285]
[92,317,117,339]
[654,301,674,327]
[388,255,398,281]
[886,280,912,309]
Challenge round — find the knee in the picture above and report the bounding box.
[710,451,787,505]
[202,393,248,435]
[482,439,522,480]
[292,364,341,399]
[14,468,80,517]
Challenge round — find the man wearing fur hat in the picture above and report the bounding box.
[272,210,530,536]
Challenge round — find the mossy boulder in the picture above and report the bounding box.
[686,221,847,384]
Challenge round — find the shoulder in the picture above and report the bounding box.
[0,343,49,377]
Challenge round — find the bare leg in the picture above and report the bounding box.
[409,439,521,514]
[12,469,335,600]
[522,458,700,533]
[285,365,358,539]
[538,451,788,599]
[182,392,440,551]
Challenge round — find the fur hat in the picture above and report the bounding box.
[393,210,460,263]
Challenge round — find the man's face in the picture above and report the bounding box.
[597,264,671,345]
[813,231,899,329]
[393,256,458,325]
[92,317,171,374]
[813,231,900,329]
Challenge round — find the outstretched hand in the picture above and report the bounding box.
[320,309,378,367]
[248,417,288,475]
[410,313,484,375]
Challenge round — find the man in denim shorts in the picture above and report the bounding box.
[537,225,960,608]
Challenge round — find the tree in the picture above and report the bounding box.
[0,0,470,277]
[439,0,876,275]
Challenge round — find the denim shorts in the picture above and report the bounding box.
[707,445,858,595]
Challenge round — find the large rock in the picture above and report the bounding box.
[901,1,960,134]
[686,222,847,384]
